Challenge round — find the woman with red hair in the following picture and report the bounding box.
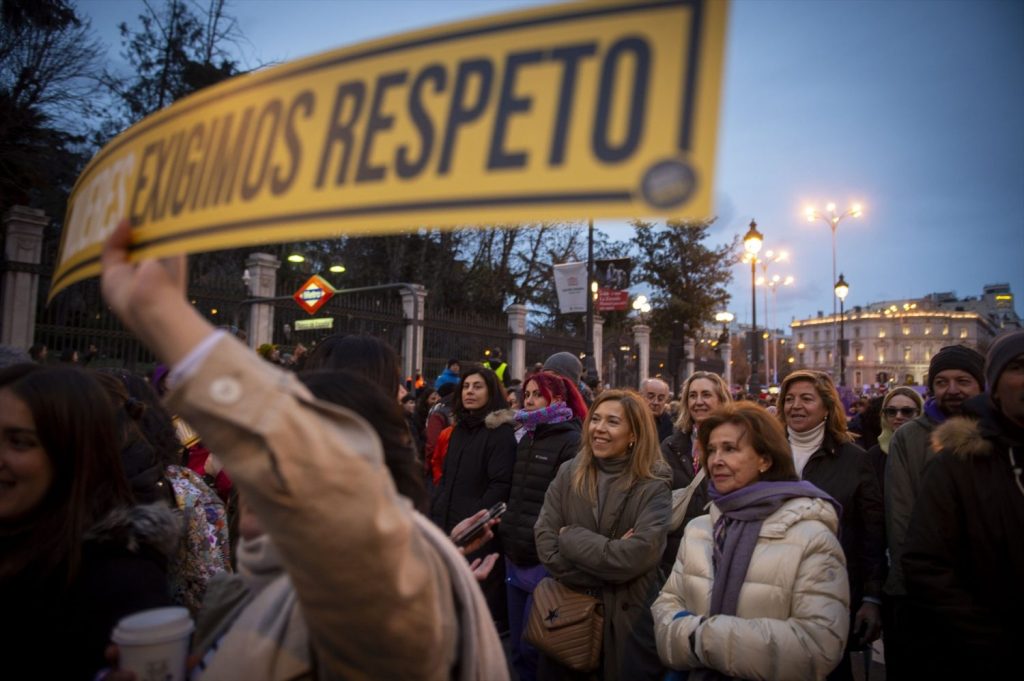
[502,370,587,681]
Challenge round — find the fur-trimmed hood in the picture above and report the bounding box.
[84,502,182,560]
[484,408,517,429]
[931,417,993,459]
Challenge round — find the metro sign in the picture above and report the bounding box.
[293,274,336,315]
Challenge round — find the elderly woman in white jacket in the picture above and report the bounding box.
[652,403,849,681]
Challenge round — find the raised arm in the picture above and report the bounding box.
[100,221,456,680]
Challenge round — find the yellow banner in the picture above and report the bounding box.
[51,0,728,298]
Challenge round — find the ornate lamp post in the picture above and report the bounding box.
[743,220,764,395]
[715,310,735,387]
[805,202,862,379]
[834,273,850,387]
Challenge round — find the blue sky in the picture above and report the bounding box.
[81,0,1024,328]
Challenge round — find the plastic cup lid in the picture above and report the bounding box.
[112,607,194,645]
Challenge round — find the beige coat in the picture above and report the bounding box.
[534,457,671,680]
[652,497,849,681]
[166,336,507,681]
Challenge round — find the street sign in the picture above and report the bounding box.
[293,274,336,315]
[50,0,729,298]
[294,317,334,330]
[597,289,630,312]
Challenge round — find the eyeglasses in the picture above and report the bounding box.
[883,407,918,418]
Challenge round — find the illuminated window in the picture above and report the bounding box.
[827,351,833,363]
[878,329,886,338]
[959,327,968,339]
[879,354,885,363]
[902,326,910,335]
[942,324,949,336]
[904,346,912,362]
[924,326,931,335]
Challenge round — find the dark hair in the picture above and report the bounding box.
[28,344,46,361]
[300,370,428,513]
[454,364,508,419]
[303,334,402,395]
[0,364,134,584]
[437,382,455,398]
[698,402,798,482]
[414,388,439,430]
[100,369,185,468]
[446,358,459,369]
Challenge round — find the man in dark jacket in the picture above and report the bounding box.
[902,329,1024,677]
[642,377,674,442]
[883,344,984,678]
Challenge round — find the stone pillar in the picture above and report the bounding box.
[722,337,733,387]
[506,303,527,382]
[400,284,428,382]
[633,323,651,389]
[684,338,696,381]
[592,315,604,383]
[245,253,280,350]
[1,206,47,349]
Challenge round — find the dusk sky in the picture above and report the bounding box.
[82,0,1024,329]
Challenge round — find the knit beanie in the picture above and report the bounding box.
[543,351,583,384]
[985,329,1024,394]
[928,344,985,392]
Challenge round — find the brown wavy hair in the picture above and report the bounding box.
[778,370,853,444]
[571,390,667,501]
[698,402,798,481]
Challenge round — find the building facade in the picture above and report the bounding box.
[790,283,1019,389]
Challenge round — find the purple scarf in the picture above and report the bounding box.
[514,402,574,434]
[706,480,841,617]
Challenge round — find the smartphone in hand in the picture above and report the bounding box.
[452,502,506,548]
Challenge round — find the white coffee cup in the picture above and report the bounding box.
[111,606,194,681]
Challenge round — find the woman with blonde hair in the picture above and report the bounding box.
[660,371,731,571]
[866,386,923,494]
[653,402,849,680]
[778,370,885,681]
[534,390,671,680]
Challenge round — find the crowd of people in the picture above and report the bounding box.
[0,223,1021,680]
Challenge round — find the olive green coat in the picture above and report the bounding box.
[534,457,671,680]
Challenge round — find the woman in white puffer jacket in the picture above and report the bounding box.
[652,403,850,681]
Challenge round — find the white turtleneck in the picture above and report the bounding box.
[788,419,827,478]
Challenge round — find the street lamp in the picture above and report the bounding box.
[805,201,862,378]
[834,273,850,386]
[743,219,763,395]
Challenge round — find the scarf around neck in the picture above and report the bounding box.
[514,402,574,434]
[707,480,840,617]
[924,397,948,425]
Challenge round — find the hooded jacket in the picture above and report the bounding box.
[429,409,517,533]
[2,504,178,680]
[901,395,1024,676]
[652,497,849,681]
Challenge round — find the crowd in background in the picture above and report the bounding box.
[1,235,1021,680]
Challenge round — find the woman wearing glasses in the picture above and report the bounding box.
[865,388,923,496]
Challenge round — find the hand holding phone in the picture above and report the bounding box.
[451,502,506,549]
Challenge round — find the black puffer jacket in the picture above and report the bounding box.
[429,409,517,533]
[503,419,582,566]
[659,429,709,574]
